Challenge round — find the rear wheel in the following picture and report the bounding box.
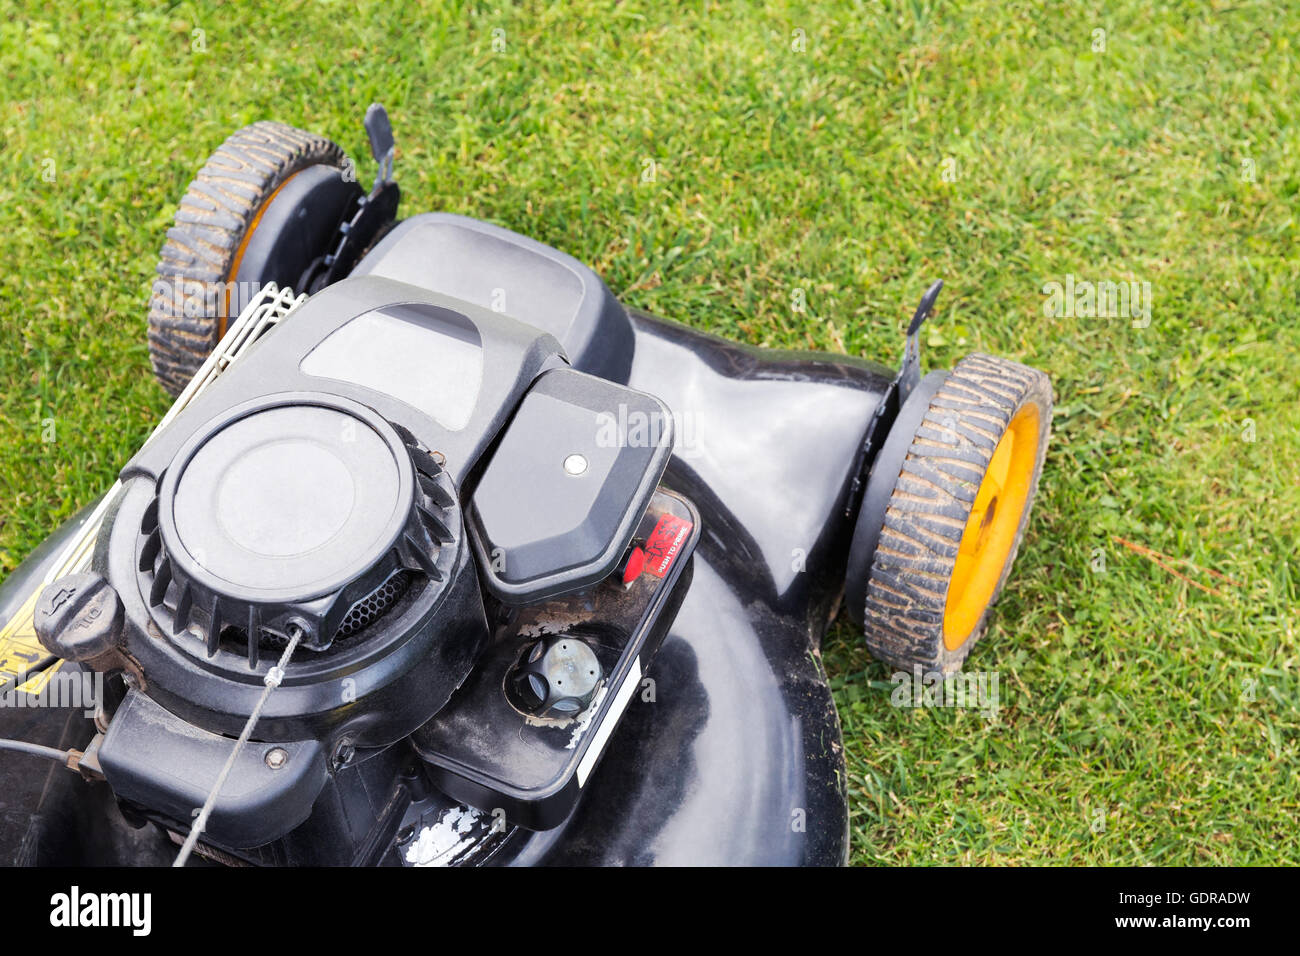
[855,353,1052,673]
[147,122,357,395]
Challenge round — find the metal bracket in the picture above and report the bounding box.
[303,103,402,293]
[899,279,944,403]
[364,103,396,193]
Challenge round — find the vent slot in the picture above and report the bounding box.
[336,571,414,641]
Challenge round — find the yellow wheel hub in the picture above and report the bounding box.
[942,403,1041,649]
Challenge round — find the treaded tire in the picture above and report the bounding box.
[147,122,349,395]
[862,353,1052,674]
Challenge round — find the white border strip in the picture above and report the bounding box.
[576,656,642,787]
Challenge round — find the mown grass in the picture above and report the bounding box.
[1,1,1295,864]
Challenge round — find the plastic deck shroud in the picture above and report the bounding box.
[411,488,700,830]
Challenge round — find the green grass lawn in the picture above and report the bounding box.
[1,1,1296,864]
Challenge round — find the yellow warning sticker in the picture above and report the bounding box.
[0,588,63,694]
[0,518,99,694]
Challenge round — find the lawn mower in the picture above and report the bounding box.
[0,106,1052,866]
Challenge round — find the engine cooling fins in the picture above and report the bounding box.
[133,393,461,668]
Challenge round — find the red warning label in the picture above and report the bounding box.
[642,513,694,578]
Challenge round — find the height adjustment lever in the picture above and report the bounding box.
[364,103,396,190]
[899,279,944,402]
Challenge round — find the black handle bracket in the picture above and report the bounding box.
[899,279,943,402]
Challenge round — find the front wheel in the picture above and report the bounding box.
[850,353,1053,673]
[147,121,359,395]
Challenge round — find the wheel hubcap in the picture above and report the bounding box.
[942,403,1041,650]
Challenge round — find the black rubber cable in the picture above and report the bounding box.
[0,737,72,765]
[0,656,76,766]
[0,654,59,699]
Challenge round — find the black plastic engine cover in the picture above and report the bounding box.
[123,275,569,489]
[73,273,696,852]
[94,275,573,745]
[96,690,329,849]
[353,213,634,383]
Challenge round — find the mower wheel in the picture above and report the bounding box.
[857,353,1052,673]
[147,122,355,395]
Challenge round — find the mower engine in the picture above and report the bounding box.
[34,276,699,863]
